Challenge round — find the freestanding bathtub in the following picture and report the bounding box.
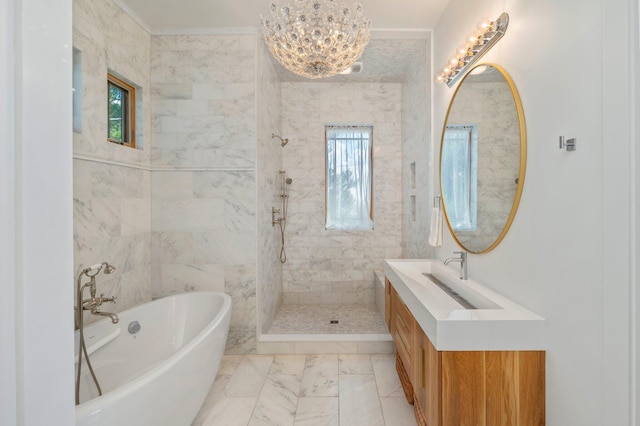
[75,291,231,426]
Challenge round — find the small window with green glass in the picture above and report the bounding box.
[107,73,135,148]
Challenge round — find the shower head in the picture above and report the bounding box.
[272,133,289,147]
[102,262,116,274]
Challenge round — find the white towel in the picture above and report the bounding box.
[428,206,443,247]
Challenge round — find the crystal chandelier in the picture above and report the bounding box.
[261,0,371,79]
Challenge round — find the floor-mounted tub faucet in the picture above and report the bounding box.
[444,251,468,280]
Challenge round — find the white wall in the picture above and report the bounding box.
[432,0,636,424]
[1,0,75,424]
[0,2,16,423]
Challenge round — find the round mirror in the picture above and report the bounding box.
[440,63,526,253]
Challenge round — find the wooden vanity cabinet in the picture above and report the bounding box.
[386,280,545,426]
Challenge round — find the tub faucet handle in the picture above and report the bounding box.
[99,293,117,304]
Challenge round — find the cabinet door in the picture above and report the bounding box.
[485,351,546,426]
[441,351,485,426]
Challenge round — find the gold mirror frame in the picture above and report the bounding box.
[439,63,526,254]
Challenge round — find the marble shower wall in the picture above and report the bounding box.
[256,40,283,333]
[150,34,258,354]
[401,39,432,258]
[72,0,152,322]
[281,82,403,305]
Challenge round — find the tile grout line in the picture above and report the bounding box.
[290,354,306,425]
[245,355,274,426]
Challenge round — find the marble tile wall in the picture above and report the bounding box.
[150,35,256,168]
[72,0,152,323]
[150,33,259,354]
[73,0,151,165]
[256,39,283,334]
[447,81,520,250]
[281,82,403,305]
[401,39,432,258]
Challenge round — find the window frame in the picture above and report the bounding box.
[107,73,136,148]
[324,124,374,231]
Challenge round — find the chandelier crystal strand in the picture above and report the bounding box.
[261,0,371,79]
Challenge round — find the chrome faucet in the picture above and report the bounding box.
[444,251,468,280]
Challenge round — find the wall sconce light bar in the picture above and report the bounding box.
[435,12,509,87]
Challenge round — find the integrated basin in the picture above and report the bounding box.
[421,273,501,310]
[383,259,545,351]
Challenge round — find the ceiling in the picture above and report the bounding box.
[116,0,449,32]
[114,0,447,82]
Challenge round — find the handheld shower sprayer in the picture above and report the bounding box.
[82,262,116,277]
[272,133,289,147]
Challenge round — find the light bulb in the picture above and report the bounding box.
[457,44,469,57]
[449,56,459,67]
[466,33,480,49]
[435,74,445,84]
[477,17,492,33]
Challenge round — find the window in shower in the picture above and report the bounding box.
[325,125,374,231]
[107,72,136,148]
[441,124,478,231]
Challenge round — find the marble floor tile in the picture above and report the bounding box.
[201,397,257,426]
[338,354,374,375]
[219,354,244,375]
[269,355,307,375]
[380,397,418,426]
[225,355,274,397]
[299,355,339,397]
[192,375,231,426]
[293,397,339,426]
[249,374,302,426]
[339,374,385,426]
[193,354,416,426]
[371,355,405,397]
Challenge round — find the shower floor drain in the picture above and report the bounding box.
[330,320,339,324]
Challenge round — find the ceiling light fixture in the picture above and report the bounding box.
[260,0,371,79]
[435,12,509,87]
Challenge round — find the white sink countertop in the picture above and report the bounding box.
[383,259,546,351]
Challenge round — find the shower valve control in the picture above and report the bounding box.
[272,207,283,226]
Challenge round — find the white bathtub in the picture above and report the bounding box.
[75,291,231,426]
